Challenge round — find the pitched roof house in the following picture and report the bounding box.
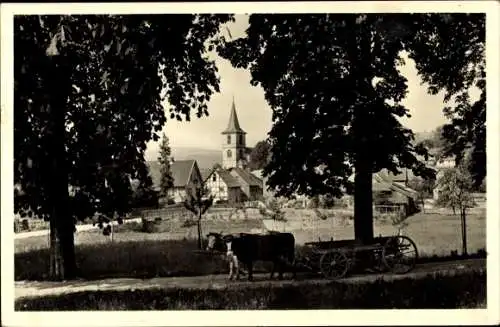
[147,159,202,203]
[204,164,264,204]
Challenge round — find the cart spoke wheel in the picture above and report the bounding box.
[319,251,350,279]
[382,235,418,274]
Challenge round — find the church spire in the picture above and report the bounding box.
[222,96,246,135]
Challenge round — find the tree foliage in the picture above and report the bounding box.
[436,167,475,211]
[15,14,232,223]
[406,14,485,188]
[158,133,174,199]
[219,14,436,242]
[435,165,475,255]
[248,139,271,171]
[14,14,233,278]
[407,175,436,212]
[131,173,159,209]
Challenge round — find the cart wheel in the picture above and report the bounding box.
[382,235,418,274]
[319,251,350,279]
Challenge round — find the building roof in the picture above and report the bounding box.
[373,172,419,199]
[377,168,415,183]
[221,97,246,135]
[199,168,212,181]
[217,169,241,188]
[170,160,198,188]
[372,180,393,192]
[230,167,263,187]
[147,160,200,190]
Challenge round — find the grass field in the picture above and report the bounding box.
[15,270,486,310]
[15,208,487,257]
[14,207,486,281]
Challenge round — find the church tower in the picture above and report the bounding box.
[222,97,247,169]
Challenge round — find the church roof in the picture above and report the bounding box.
[222,98,246,135]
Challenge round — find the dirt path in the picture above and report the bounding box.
[14,258,485,300]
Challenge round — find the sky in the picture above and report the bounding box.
[144,15,463,161]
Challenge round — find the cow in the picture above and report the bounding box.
[206,231,296,281]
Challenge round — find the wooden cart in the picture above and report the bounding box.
[295,235,419,279]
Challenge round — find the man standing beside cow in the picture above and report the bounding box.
[206,231,297,281]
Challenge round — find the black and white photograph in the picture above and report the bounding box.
[1,1,498,326]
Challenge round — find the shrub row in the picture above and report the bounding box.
[15,270,486,310]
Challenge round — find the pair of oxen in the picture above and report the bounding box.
[206,231,297,281]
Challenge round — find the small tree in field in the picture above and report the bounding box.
[158,133,174,203]
[436,166,475,255]
[183,185,214,249]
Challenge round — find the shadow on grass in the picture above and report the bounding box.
[15,237,486,282]
[16,270,486,310]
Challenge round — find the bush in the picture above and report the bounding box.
[141,218,160,233]
[314,209,328,220]
[308,196,320,209]
[113,221,142,233]
[319,194,336,209]
[21,219,30,231]
[15,270,486,310]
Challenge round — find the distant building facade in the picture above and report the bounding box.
[204,98,263,203]
[221,97,252,169]
[149,159,203,204]
[148,98,264,205]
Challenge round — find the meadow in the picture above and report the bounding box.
[14,206,486,281]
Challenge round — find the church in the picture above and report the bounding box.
[148,98,264,205]
[203,98,264,204]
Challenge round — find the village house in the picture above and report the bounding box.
[372,169,420,216]
[149,159,203,204]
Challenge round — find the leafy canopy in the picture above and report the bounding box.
[248,140,272,171]
[436,165,475,211]
[15,14,234,223]
[406,14,485,187]
[218,14,434,198]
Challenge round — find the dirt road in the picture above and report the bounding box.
[14,258,485,300]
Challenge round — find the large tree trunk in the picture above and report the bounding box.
[353,157,374,244]
[461,208,468,256]
[48,53,77,280]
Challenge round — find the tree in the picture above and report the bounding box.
[219,14,435,244]
[131,173,159,209]
[158,133,174,200]
[14,14,233,280]
[407,176,436,213]
[406,14,485,188]
[436,166,475,255]
[183,185,214,249]
[248,140,271,170]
